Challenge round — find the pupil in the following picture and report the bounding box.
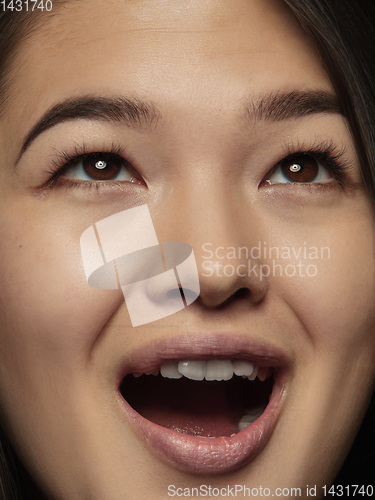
[83,155,122,180]
[281,155,318,182]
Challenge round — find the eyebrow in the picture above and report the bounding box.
[247,90,342,122]
[17,96,161,162]
[17,90,341,162]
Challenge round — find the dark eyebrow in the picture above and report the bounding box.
[247,90,342,122]
[17,90,341,163]
[17,96,161,162]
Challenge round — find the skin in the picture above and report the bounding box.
[0,0,374,498]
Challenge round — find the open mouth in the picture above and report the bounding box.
[117,334,287,474]
[120,360,273,438]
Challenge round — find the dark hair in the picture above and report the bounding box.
[285,0,375,204]
[0,0,374,498]
[0,424,32,499]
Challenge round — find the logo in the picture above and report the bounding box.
[80,205,200,326]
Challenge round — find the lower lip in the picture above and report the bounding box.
[119,374,284,474]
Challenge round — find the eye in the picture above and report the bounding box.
[262,154,333,186]
[62,153,143,183]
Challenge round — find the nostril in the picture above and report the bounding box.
[167,287,184,300]
[166,287,196,308]
[231,288,251,300]
[197,284,265,310]
[180,287,200,306]
[219,287,251,307]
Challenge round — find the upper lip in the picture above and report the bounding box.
[117,332,290,383]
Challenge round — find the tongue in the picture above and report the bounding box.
[122,375,252,437]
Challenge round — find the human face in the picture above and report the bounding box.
[0,0,374,498]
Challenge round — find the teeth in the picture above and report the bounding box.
[248,365,258,380]
[205,360,233,381]
[238,416,255,431]
[157,360,270,382]
[232,360,255,377]
[160,362,183,379]
[178,360,207,381]
[144,369,159,376]
[238,405,266,431]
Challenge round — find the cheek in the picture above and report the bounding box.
[260,195,375,359]
[269,210,375,427]
[285,232,375,354]
[0,213,124,403]
[0,211,128,480]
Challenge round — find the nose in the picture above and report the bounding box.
[80,196,268,324]
[154,181,268,310]
[194,221,268,309]
[196,244,267,309]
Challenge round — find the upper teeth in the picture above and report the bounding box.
[159,359,260,382]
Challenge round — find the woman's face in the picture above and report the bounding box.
[0,0,374,498]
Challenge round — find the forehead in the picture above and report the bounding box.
[5,0,332,133]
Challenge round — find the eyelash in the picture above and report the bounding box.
[43,139,352,191]
[263,140,351,187]
[44,143,135,190]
